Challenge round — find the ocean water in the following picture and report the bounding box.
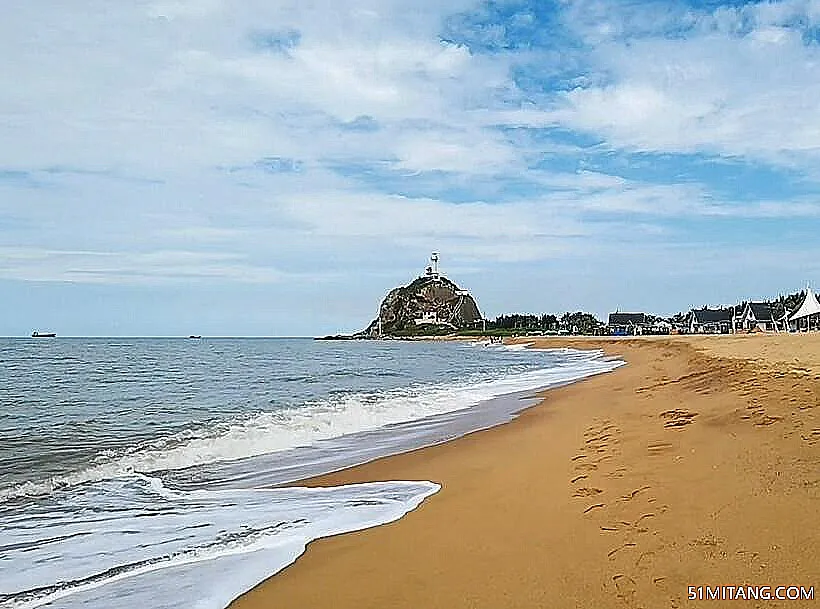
[0,338,623,608]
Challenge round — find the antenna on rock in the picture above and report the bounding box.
[431,252,439,278]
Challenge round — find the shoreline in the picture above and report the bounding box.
[230,335,818,609]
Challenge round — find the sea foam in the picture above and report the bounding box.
[0,476,439,609]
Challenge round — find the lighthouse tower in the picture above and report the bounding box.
[426,251,440,280]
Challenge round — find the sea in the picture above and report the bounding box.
[0,338,623,609]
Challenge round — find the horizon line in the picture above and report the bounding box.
[4,335,317,340]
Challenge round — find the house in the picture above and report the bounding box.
[688,307,736,334]
[414,310,440,325]
[608,312,648,336]
[650,320,673,335]
[738,302,784,332]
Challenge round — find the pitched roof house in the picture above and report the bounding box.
[738,302,785,332]
[688,307,736,334]
[607,312,648,335]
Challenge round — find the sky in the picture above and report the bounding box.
[2,0,820,336]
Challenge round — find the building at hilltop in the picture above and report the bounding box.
[358,253,484,337]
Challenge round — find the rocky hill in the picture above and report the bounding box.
[357,273,483,337]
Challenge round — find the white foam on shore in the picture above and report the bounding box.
[3,349,622,501]
[1,346,626,609]
[1,476,439,609]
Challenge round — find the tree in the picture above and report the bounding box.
[490,313,558,331]
[560,311,603,335]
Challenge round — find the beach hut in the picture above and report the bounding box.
[788,286,820,331]
[738,302,784,332]
[688,307,736,334]
[607,312,648,336]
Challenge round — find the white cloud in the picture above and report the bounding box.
[156,227,245,241]
[0,247,285,284]
[4,0,819,181]
[392,128,519,173]
[148,0,224,20]
[1,0,820,332]
[0,0,502,176]
[543,0,820,169]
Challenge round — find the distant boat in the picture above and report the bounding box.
[31,331,56,338]
[188,335,202,339]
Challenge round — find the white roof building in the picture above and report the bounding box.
[789,286,820,322]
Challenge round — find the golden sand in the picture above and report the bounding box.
[230,335,819,608]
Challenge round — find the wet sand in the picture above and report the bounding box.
[230,335,819,608]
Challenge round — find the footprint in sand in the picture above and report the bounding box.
[800,429,820,444]
[646,442,673,455]
[601,513,656,534]
[629,514,657,534]
[660,409,697,428]
[736,548,760,563]
[690,534,725,560]
[612,574,637,606]
[608,542,638,558]
[617,486,651,503]
[754,415,783,426]
[635,550,655,569]
[573,487,603,497]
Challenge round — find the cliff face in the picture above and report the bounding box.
[358,274,483,337]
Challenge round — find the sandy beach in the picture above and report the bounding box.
[230,335,819,608]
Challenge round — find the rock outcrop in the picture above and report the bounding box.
[358,273,483,337]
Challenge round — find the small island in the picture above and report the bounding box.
[320,253,484,340]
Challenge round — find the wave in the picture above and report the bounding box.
[1,349,622,502]
[1,476,439,609]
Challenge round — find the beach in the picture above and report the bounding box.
[2,338,622,609]
[231,334,819,608]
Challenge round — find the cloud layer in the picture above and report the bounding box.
[1,0,819,333]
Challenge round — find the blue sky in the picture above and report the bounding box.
[2,0,820,336]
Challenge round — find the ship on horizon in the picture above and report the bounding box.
[31,331,56,338]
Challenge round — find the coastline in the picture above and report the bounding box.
[230,335,819,608]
